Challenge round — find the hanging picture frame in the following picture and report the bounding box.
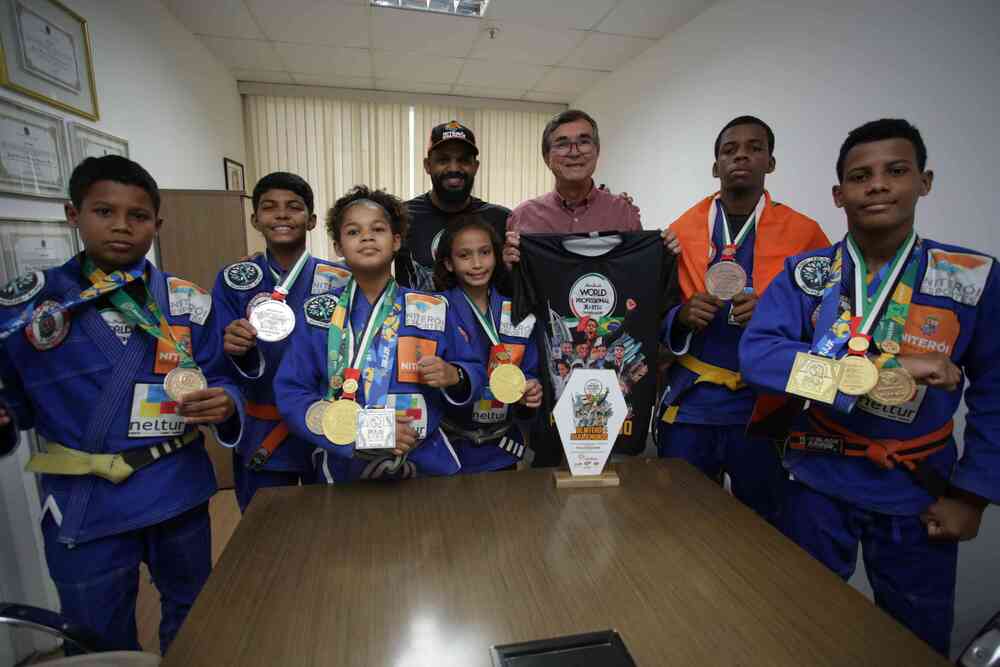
[0,95,70,199]
[223,157,245,192]
[67,121,127,166]
[0,0,99,120]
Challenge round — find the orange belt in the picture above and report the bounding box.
[787,410,953,497]
[246,402,289,470]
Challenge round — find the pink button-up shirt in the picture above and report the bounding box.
[508,182,642,234]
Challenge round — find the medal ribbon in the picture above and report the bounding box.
[0,257,144,340]
[325,278,397,400]
[267,250,310,301]
[845,230,916,336]
[712,193,765,260]
[84,258,197,369]
[461,290,500,347]
[871,246,920,371]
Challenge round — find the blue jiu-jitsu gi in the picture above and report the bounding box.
[0,256,245,653]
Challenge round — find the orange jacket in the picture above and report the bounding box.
[670,191,829,300]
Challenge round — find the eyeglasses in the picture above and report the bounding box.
[549,138,596,156]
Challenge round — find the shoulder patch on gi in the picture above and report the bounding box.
[920,249,993,307]
[404,292,446,332]
[167,277,212,326]
[0,270,44,306]
[26,300,70,351]
[794,256,832,297]
[304,294,337,327]
[223,261,263,291]
[499,300,535,338]
[311,263,352,294]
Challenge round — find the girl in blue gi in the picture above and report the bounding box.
[740,119,998,655]
[0,156,243,653]
[432,216,542,472]
[213,171,351,511]
[274,186,485,481]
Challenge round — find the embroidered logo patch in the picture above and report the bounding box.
[26,300,70,351]
[920,249,992,306]
[499,300,535,338]
[154,325,192,374]
[304,294,337,327]
[794,256,832,297]
[397,336,437,383]
[223,261,263,291]
[128,383,185,438]
[404,292,446,332]
[385,393,428,439]
[167,277,211,325]
[0,270,44,306]
[311,264,352,294]
[856,386,927,424]
[99,308,133,345]
[901,304,960,356]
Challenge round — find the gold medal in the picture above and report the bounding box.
[322,399,361,445]
[305,400,331,436]
[342,378,359,395]
[837,355,880,395]
[489,364,527,404]
[164,367,208,401]
[847,336,870,354]
[785,352,843,404]
[867,366,917,406]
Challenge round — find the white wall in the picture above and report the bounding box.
[574,0,999,656]
[0,0,243,660]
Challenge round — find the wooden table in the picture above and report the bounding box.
[164,459,948,666]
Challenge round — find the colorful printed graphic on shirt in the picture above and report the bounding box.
[154,325,192,374]
[167,277,211,325]
[397,336,438,383]
[385,393,427,439]
[901,304,960,356]
[404,292,446,332]
[311,264,352,294]
[920,249,992,306]
[128,383,185,437]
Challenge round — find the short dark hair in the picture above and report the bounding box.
[541,109,600,157]
[714,116,775,158]
[252,171,314,214]
[836,118,928,181]
[432,215,505,291]
[69,155,160,213]
[326,185,408,243]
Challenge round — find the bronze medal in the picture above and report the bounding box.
[867,366,917,406]
[880,340,901,355]
[164,367,208,401]
[705,261,748,300]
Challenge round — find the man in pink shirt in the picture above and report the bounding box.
[503,109,678,265]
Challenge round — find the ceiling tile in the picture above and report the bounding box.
[370,7,481,57]
[200,36,282,70]
[290,73,375,89]
[274,43,372,76]
[483,0,617,31]
[532,67,606,94]
[457,60,548,89]
[595,0,712,39]
[468,22,584,65]
[245,0,370,48]
[376,79,455,95]
[522,91,571,104]
[164,0,265,39]
[565,32,656,70]
[232,68,295,84]
[372,51,463,84]
[451,84,528,100]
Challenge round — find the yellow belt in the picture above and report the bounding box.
[26,430,199,485]
[661,354,746,424]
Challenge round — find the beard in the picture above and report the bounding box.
[431,171,474,206]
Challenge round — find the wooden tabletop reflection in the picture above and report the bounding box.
[164,458,947,666]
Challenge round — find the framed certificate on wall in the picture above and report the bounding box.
[0,217,79,283]
[0,0,99,120]
[67,121,127,167]
[0,96,70,199]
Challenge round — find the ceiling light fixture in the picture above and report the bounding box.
[370,0,491,19]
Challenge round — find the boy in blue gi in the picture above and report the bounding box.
[432,216,542,472]
[740,119,998,654]
[0,156,244,653]
[659,116,829,523]
[274,186,485,481]
[213,172,351,511]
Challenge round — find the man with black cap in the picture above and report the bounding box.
[395,120,511,290]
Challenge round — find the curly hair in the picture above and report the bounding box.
[326,185,409,244]
[431,215,506,292]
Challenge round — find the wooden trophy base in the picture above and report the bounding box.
[553,467,620,489]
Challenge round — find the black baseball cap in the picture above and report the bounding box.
[427,120,478,156]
